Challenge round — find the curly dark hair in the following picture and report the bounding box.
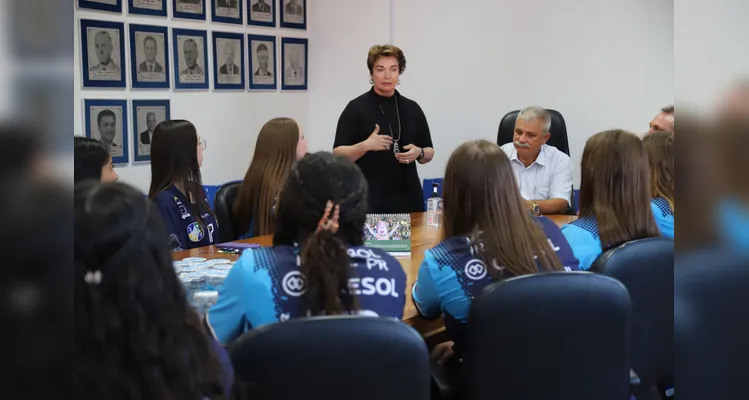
[273,151,369,316]
[74,181,228,399]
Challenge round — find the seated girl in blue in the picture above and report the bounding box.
[207,152,406,346]
[643,131,675,238]
[233,118,308,240]
[717,198,749,252]
[148,120,219,251]
[411,140,580,358]
[561,130,662,270]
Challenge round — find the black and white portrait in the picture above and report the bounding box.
[250,36,275,87]
[217,38,241,84]
[79,0,121,12]
[86,28,122,80]
[134,31,166,82]
[174,0,205,20]
[283,41,306,86]
[214,0,239,18]
[280,0,305,28]
[129,0,167,16]
[249,0,274,26]
[132,100,169,161]
[90,107,124,157]
[177,35,205,82]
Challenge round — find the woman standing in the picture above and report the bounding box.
[333,44,435,214]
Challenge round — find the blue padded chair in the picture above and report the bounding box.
[229,316,431,400]
[675,250,749,400]
[463,272,634,400]
[591,237,674,400]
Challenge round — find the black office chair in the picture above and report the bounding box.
[214,181,241,242]
[591,237,674,400]
[497,109,570,156]
[463,272,634,400]
[229,316,431,400]
[675,250,749,400]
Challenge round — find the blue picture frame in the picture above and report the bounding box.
[132,99,171,163]
[128,0,167,17]
[78,0,123,13]
[129,24,170,89]
[84,99,129,165]
[281,37,307,91]
[279,0,306,30]
[211,0,243,25]
[172,28,210,90]
[80,19,127,88]
[247,0,275,28]
[248,34,277,90]
[172,0,206,21]
[212,31,245,90]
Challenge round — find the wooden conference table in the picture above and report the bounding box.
[172,212,578,336]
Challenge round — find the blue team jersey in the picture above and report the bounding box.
[651,197,674,239]
[717,198,749,252]
[560,216,606,271]
[207,244,407,345]
[153,185,219,251]
[411,216,579,353]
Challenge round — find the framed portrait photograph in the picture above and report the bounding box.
[248,34,276,90]
[84,99,129,165]
[172,28,209,90]
[132,99,170,162]
[80,19,127,88]
[129,24,170,89]
[279,0,306,30]
[248,0,275,28]
[128,0,167,17]
[172,0,206,21]
[78,0,123,13]
[281,37,307,91]
[211,0,242,25]
[212,32,245,90]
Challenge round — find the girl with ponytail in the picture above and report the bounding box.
[207,152,406,346]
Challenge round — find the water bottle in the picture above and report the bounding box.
[426,182,442,228]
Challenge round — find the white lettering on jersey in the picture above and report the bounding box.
[348,277,399,298]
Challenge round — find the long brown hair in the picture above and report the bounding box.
[578,130,660,249]
[442,140,563,278]
[273,152,369,316]
[148,120,214,228]
[643,131,675,213]
[233,118,300,238]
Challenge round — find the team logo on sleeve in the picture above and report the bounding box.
[186,222,204,242]
[282,271,307,297]
[464,259,487,280]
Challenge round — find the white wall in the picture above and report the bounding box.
[74,4,310,192]
[309,0,674,188]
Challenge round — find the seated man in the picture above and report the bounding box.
[500,106,572,215]
[647,104,675,134]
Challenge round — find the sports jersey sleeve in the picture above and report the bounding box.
[536,217,580,271]
[153,195,188,252]
[651,201,675,239]
[560,224,602,271]
[413,249,474,323]
[207,251,282,345]
[412,252,441,319]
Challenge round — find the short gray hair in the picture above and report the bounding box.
[517,106,551,133]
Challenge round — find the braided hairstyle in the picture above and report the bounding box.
[273,151,369,316]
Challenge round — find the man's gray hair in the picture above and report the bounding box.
[517,106,551,133]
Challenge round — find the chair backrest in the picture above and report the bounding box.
[590,237,674,395]
[496,109,570,156]
[464,272,632,400]
[229,316,431,400]
[214,181,241,242]
[675,250,749,400]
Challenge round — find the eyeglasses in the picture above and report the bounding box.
[199,138,207,150]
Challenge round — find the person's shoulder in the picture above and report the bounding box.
[534,215,563,233]
[425,236,471,265]
[499,142,515,154]
[348,91,372,106]
[152,187,178,206]
[543,143,570,162]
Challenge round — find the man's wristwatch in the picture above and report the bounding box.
[417,148,424,161]
[531,201,541,216]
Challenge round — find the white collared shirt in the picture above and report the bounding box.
[500,143,573,205]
